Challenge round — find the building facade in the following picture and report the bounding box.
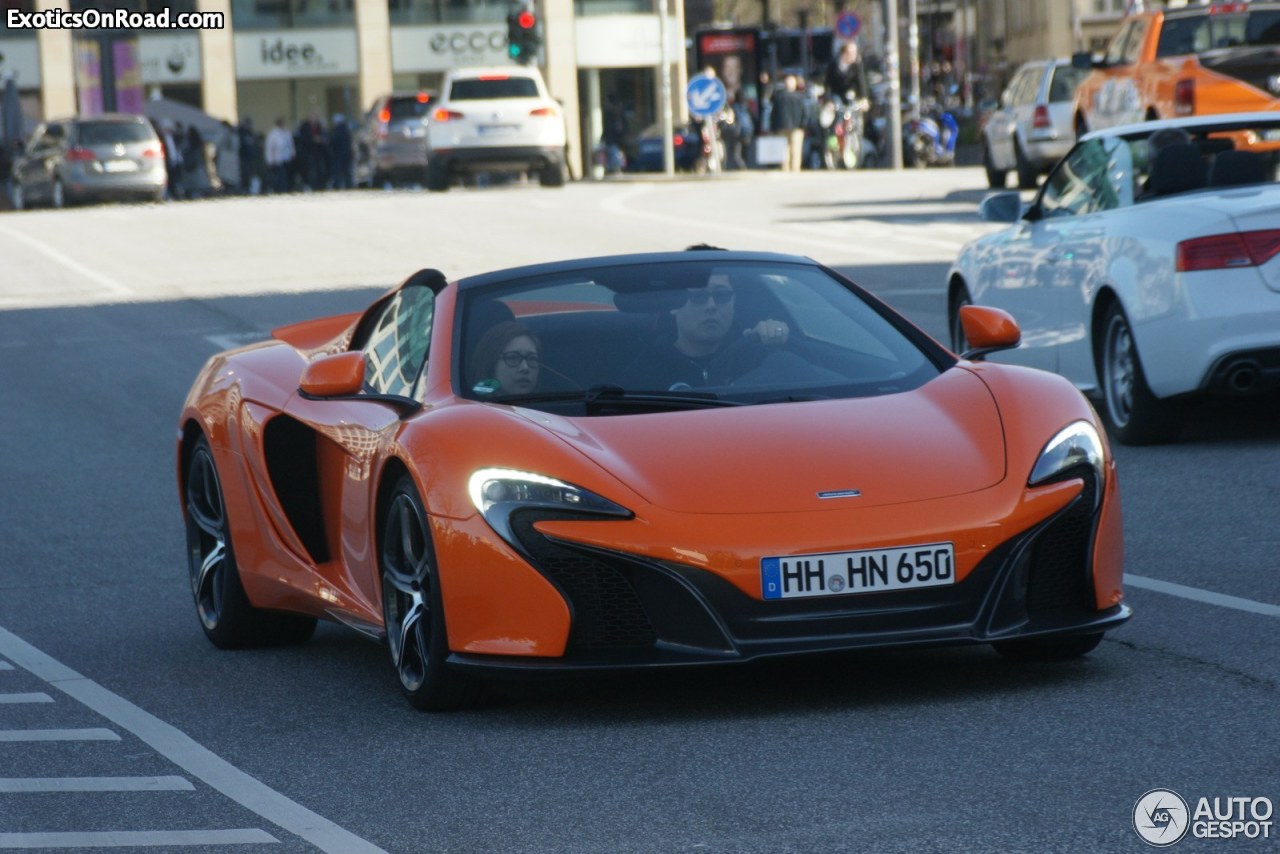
[0,0,691,177]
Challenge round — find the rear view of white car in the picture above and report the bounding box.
[426,67,567,191]
[982,59,1086,190]
[949,112,1280,445]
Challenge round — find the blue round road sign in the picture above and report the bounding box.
[836,11,860,39]
[686,73,727,119]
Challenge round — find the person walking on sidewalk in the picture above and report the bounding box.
[265,117,295,193]
[772,75,807,172]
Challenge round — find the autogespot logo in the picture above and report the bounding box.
[1134,789,1190,847]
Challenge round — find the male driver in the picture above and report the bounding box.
[626,272,791,389]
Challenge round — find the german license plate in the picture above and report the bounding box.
[103,159,138,173]
[761,543,955,600]
[477,124,518,136]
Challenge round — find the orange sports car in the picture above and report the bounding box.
[177,250,1130,710]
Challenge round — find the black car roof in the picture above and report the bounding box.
[456,251,818,290]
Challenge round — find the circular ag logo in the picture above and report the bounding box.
[1134,789,1190,847]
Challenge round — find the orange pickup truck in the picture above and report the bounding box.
[1073,1,1280,134]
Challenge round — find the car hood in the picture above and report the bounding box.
[518,368,1008,514]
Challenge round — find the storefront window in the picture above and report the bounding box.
[232,0,354,30]
[388,0,506,25]
[574,0,652,15]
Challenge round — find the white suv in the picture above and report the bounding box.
[426,66,567,191]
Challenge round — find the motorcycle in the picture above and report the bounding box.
[903,106,958,168]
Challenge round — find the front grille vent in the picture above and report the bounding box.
[1026,473,1097,615]
[511,515,656,650]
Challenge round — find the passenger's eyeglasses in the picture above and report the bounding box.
[686,288,735,307]
[499,351,539,368]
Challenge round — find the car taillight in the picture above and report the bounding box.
[1032,105,1051,129]
[529,106,556,117]
[433,108,465,122]
[378,108,391,123]
[1174,79,1195,116]
[65,147,95,162]
[416,92,431,103]
[141,143,162,158]
[1208,2,1248,14]
[1176,229,1280,272]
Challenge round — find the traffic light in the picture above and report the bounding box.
[506,6,540,65]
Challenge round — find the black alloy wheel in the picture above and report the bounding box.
[184,435,316,648]
[380,475,481,711]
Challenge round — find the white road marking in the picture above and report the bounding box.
[0,729,120,742]
[0,625,386,854]
[0,224,134,296]
[0,776,194,793]
[0,694,52,704]
[1127,574,1280,617]
[0,829,278,848]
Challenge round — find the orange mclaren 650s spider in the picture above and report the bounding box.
[177,250,1130,710]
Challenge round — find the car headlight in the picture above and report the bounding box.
[1028,421,1105,499]
[468,468,632,547]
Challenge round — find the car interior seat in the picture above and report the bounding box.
[1207,149,1267,188]
[1145,142,1207,198]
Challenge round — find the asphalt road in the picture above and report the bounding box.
[0,171,1277,853]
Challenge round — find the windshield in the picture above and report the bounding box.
[79,122,156,145]
[455,259,946,415]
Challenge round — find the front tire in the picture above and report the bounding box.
[948,287,972,354]
[983,141,1007,188]
[1014,139,1037,190]
[1098,303,1180,445]
[380,475,481,711]
[184,436,317,648]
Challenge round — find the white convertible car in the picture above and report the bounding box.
[948,112,1280,444]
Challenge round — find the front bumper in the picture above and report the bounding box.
[447,473,1130,674]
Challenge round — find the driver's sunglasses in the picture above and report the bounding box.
[686,288,735,307]
[499,351,539,368]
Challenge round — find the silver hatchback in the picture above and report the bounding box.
[982,59,1086,189]
[9,114,166,209]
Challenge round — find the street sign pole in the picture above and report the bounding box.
[886,0,904,170]
[659,0,674,176]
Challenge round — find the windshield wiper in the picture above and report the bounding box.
[493,385,742,411]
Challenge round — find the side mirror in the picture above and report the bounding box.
[300,351,366,397]
[1071,51,1094,71]
[979,190,1025,224]
[959,305,1021,361]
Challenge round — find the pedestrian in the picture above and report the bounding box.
[601,94,628,174]
[214,121,241,193]
[237,118,261,194]
[160,120,184,199]
[772,74,808,172]
[721,91,753,170]
[183,124,212,199]
[296,112,328,191]
[328,113,353,190]
[265,117,295,193]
